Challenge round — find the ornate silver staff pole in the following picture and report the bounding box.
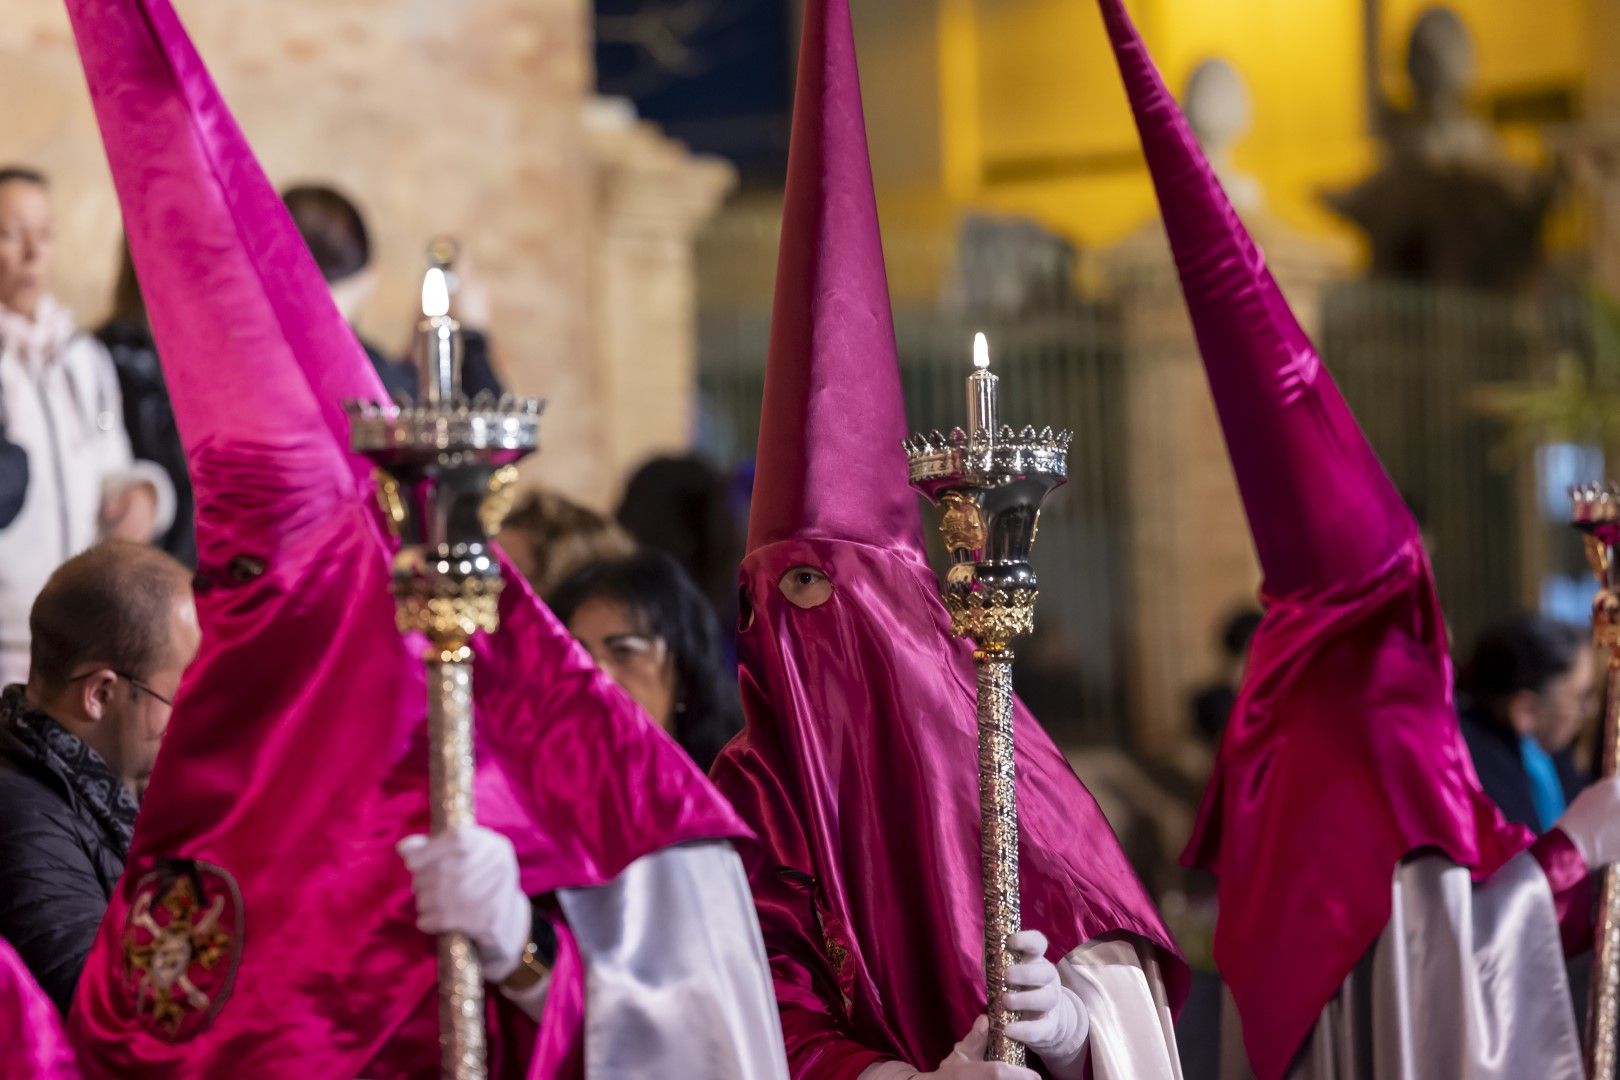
[906,333,1070,1065]
[348,262,542,1080]
[1574,482,1620,1080]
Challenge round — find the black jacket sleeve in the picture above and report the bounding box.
[0,389,28,530]
[0,791,110,1014]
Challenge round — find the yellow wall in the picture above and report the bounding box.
[854,0,1594,256]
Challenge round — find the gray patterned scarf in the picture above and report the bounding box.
[2,684,138,852]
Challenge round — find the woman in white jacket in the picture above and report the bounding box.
[0,167,174,685]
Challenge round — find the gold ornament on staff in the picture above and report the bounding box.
[347,258,542,1080]
[1574,481,1620,1080]
[906,333,1071,1065]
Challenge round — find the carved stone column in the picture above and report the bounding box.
[586,98,736,495]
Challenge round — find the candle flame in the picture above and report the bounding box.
[973,332,990,371]
[421,267,450,319]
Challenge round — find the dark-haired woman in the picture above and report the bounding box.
[1457,613,1596,834]
[551,551,741,771]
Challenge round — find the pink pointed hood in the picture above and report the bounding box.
[710,2,1184,1074]
[743,0,919,557]
[64,1,745,1076]
[1093,3,1531,1077]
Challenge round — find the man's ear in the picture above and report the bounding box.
[77,669,119,722]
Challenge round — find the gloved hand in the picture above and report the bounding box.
[1001,930,1090,1078]
[398,823,531,982]
[907,1016,1041,1079]
[1556,776,1620,870]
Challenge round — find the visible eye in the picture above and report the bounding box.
[778,565,832,609]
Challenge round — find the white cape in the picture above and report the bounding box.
[1221,851,1583,1079]
[513,840,791,1079]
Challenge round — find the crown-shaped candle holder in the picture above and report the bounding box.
[346,266,542,1080]
[903,338,1069,1066]
[347,393,542,642]
[904,423,1072,646]
[1574,482,1620,651]
[1572,481,1620,1080]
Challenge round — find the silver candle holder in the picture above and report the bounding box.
[1573,482,1620,1080]
[905,335,1070,1065]
[347,261,542,1080]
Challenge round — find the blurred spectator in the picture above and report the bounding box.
[1188,608,1262,744]
[0,541,198,1012]
[280,183,502,400]
[0,167,175,685]
[496,489,634,599]
[616,454,742,637]
[95,242,195,566]
[1458,613,1595,833]
[551,551,742,771]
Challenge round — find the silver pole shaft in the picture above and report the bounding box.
[976,646,1024,1067]
[427,648,486,1080]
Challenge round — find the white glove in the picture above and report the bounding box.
[398,823,532,982]
[866,1016,1039,1080]
[1556,776,1620,869]
[1001,930,1089,1080]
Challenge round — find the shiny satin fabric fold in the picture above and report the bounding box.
[0,936,78,1080]
[472,562,749,900]
[1089,3,1533,1077]
[713,539,1186,1074]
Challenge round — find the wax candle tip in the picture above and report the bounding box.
[421,267,450,319]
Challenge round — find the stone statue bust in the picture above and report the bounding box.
[1185,57,1262,215]
[1323,4,1559,291]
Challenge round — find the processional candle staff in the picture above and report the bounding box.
[1573,482,1620,1080]
[347,257,542,1080]
[905,333,1070,1065]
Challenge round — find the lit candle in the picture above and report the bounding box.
[416,266,462,407]
[966,331,998,440]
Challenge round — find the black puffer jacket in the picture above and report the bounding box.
[97,319,195,567]
[0,691,133,1014]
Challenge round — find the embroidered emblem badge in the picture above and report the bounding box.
[122,861,242,1039]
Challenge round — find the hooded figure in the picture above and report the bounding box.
[708,2,1186,1078]
[1092,2,1619,1077]
[62,1,785,1077]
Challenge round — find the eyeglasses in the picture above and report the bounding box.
[587,633,669,673]
[66,670,174,708]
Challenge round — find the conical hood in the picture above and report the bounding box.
[69,0,384,497]
[746,0,920,555]
[1095,7,1532,1079]
[1097,0,1413,596]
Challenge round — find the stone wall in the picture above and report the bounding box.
[0,0,730,506]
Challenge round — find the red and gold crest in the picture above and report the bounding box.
[121,861,242,1040]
